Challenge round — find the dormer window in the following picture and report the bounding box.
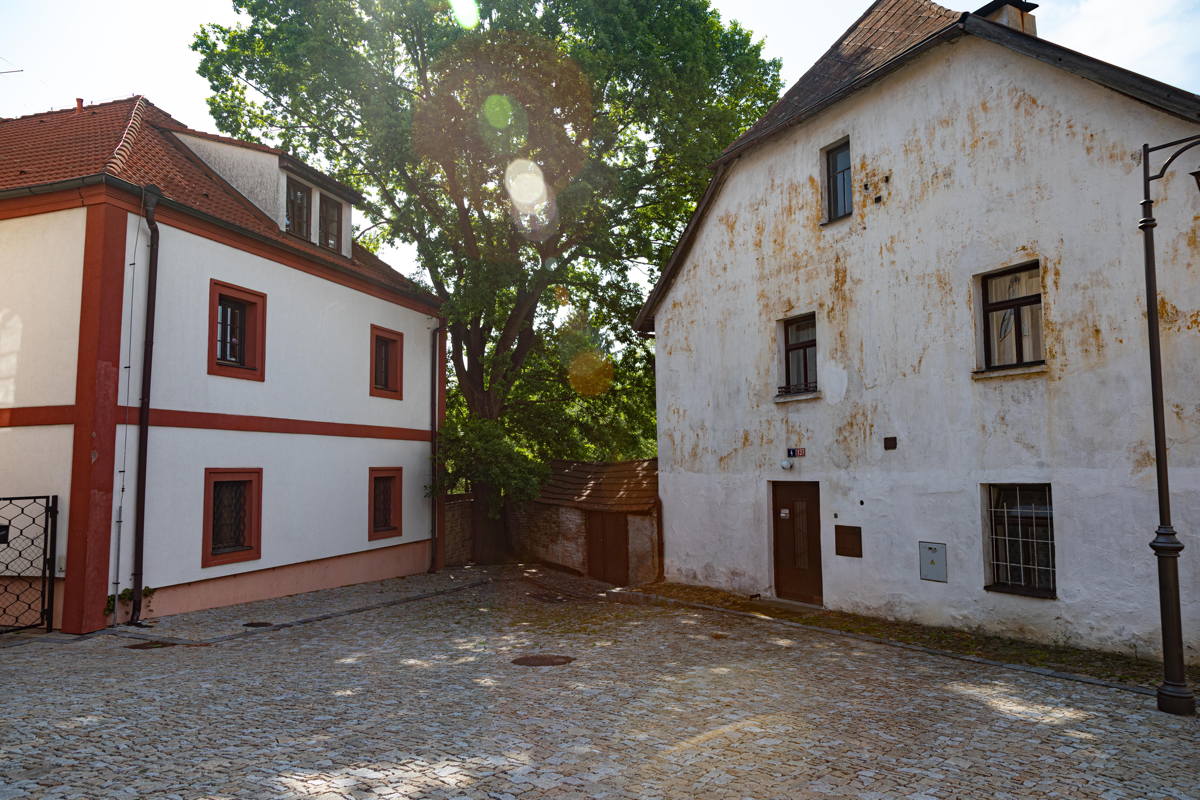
[285,177,311,237]
[319,194,342,252]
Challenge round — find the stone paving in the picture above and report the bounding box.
[1,567,1198,799]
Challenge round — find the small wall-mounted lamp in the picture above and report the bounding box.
[779,459,794,470]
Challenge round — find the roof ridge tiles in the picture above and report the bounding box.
[102,95,147,178]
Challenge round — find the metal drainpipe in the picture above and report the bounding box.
[129,185,162,625]
[428,324,446,573]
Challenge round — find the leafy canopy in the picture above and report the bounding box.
[194,0,781,502]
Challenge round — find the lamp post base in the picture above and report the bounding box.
[1157,683,1196,716]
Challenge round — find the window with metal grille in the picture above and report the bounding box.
[369,325,403,399]
[779,314,817,395]
[211,480,250,554]
[372,476,396,531]
[984,484,1055,598]
[319,194,342,251]
[209,280,266,381]
[202,468,262,567]
[215,296,247,366]
[982,263,1044,369]
[368,467,403,540]
[826,142,852,221]
[286,177,311,237]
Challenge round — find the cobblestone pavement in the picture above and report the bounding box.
[1,567,1197,799]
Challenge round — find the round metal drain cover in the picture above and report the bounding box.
[242,621,274,628]
[511,654,575,667]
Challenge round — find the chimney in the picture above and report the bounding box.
[974,1,1038,36]
[75,98,83,112]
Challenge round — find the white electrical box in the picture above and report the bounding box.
[919,541,947,582]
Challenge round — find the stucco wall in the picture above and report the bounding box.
[176,134,283,226]
[108,216,436,596]
[654,36,1200,661]
[0,208,85,408]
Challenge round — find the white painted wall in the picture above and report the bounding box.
[118,223,434,429]
[111,214,436,594]
[0,425,72,577]
[0,208,85,408]
[654,36,1200,662]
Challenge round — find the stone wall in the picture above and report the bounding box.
[508,502,588,574]
[443,495,474,567]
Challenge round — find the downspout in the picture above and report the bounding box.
[129,185,162,624]
[428,323,446,572]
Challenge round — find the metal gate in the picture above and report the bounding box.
[0,496,58,633]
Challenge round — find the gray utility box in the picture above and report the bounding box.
[919,541,947,582]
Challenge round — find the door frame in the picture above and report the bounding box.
[769,481,823,605]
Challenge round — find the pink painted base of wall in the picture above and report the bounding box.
[108,540,432,623]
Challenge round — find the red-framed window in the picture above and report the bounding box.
[368,467,403,540]
[319,194,342,252]
[370,324,403,399]
[202,468,263,567]
[209,279,266,381]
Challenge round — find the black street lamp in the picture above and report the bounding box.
[1139,132,1200,716]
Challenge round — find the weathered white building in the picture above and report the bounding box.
[636,0,1200,661]
[0,97,445,634]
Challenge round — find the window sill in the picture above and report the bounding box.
[984,583,1056,600]
[971,363,1047,381]
[819,214,852,227]
[774,391,822,404]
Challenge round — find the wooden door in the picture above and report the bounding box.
[772,482,822,604]
[586,511,629,585]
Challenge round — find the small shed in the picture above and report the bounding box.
[508,459,660,585]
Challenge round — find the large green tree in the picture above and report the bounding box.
[194,0,781,556]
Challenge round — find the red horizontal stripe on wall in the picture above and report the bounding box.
[0,405,76,427]
[118,406,431,442]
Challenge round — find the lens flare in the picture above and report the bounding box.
[553,286,570,306]
[482,94,514,129]
[504,159,548,212]
[449,0,479,28]
[567,351,614,396]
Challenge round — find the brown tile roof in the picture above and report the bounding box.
[0,97,432,305]
[722,0,961,161]
[535,459,658,513]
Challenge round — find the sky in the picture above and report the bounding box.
[1,0,1198,267]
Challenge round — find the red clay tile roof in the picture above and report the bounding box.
[722,0,961,160]
[535,459,658,513]
[0,97,431,304]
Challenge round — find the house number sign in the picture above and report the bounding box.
[786,448,806,458]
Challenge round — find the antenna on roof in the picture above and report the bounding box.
[0,69,23,75]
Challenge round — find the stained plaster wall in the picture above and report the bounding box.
[654,35,1200,661]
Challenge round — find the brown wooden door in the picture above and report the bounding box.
[772,482,822,604]
[586,511,629,585]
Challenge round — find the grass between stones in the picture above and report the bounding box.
[641,582,1200,690]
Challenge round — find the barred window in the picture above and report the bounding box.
[368,468,403,540]
[985,484,1055,598]
[203,469,262,567]
[211,480,250,554]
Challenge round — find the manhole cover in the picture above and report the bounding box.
[125,641,176,650]
[511,654,575,667]
[242,621,274,628]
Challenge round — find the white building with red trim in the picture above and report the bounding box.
[0,97,445,634]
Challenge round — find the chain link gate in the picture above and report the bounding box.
[0,496,58,633]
